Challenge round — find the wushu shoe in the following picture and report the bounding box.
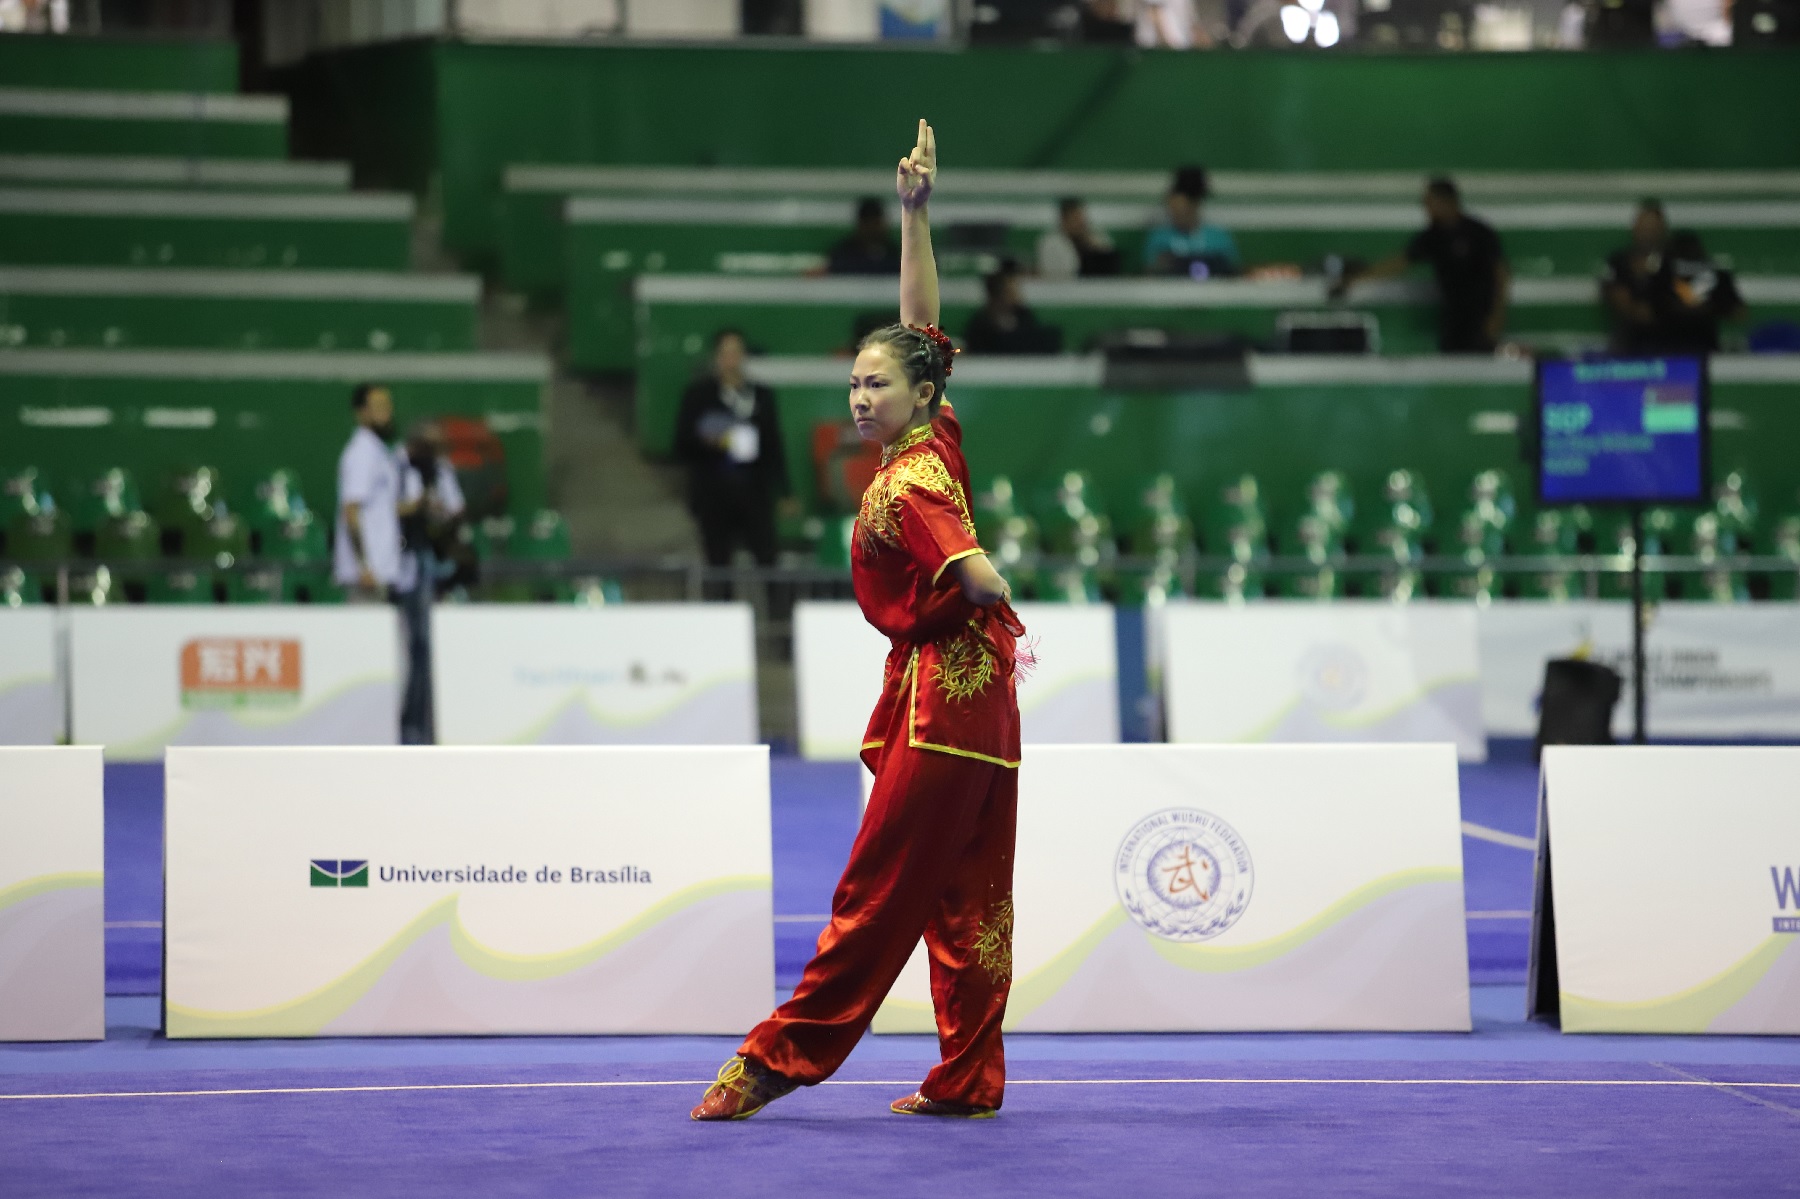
[690,1056,797,1121]
[889,1091,998,1119]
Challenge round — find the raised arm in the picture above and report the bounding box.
[897,119,939,329]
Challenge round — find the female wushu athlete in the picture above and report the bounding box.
[692,119,1026,1122]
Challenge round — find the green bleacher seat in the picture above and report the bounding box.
[147,566,217,605]
[1770,516,1800,600]
[70,466,141,533]
[0,189,414,271]
[0,87,288,159]
[0,267,480,351]
[568,577,627,605]
[6,350,551,529]
[3,505,71,564]
[512,510,572,560]
[0,155,350,192]
[1518,509,1583,601]
[0,563,43,605]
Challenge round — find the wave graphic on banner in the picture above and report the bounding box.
[875,870,1466,1033]
[0,873,103,1040]
[506,678,756,744]
[1239,679,1482,743]
[166,876,770,1038]
[1562,936,1800,1034]
[108,678,398,758]
[0,678,59,744]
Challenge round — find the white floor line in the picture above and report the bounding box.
[1462,822,1537,850]
[104,921,162,929]
[772,914,832,923]
[6,1077,1798,1102]
[1466,910,1533,920]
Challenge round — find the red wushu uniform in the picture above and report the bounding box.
[739,404,1022,1110]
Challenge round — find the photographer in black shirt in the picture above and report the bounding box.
[1337,177,1511,354]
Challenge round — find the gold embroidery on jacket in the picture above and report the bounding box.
[856,446,976,553]
[970,896,1014,985]
[931,621,996,702]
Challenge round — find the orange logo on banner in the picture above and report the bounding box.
[179,638,302,708]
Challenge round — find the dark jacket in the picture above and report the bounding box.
[673,377,790,503]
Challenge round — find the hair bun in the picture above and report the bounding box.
[912,323,958,378]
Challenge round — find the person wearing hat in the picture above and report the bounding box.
[1143,165,1241,277]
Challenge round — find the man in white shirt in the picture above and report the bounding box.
[334,383,406,600]
[1035,197,1119,280]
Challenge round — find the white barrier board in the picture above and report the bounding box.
[1477,602,1800,740]
[1645,604,1800,737]
[872,744,1469,1033]
[164,746,773,1037]
[69,606,399,759]
[0,747,103,1041]
[432,604,757,745]
[0,608,61,745]
[1162,601,1485,761]
[793,601,1120,760]
[1477,602,1632,738]
[1542,746,1800,1034]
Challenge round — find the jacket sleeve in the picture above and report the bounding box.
[673,380,711,464]
[899,481,983,586]
[757,385,790,497]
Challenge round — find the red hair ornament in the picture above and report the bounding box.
[911,323,958,378]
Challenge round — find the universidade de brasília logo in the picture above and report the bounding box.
[1115,809,1253,942]
[310,860,368,888]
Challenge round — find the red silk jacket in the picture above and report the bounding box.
[853,404,1023,771]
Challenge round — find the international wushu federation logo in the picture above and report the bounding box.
[1115,809,1253,942]
[310,860,368,888]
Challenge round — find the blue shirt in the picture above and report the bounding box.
[1143,221,1241,275]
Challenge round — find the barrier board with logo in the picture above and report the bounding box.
[164,746,773,1037]
[1536,746,1800,1034]
[871,744,1470,1033]
[793,601,1120,760]
[1476,602,1633,738]
[69,607,399,759]
[0,747,103,1041]
[1161,601,1485,762]
[432,604,757,745]
[1477,602,1800,740]
[0,608,61,745]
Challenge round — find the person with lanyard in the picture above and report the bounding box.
[392,422,464,745]
[1600,198,1670,352]
[1336,176,1510,353]
[692,119,1027,1123]
[673,328,792,570]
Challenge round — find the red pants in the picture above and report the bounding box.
[739,739,1018,1109]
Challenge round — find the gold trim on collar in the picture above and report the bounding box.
[881,422,934,465]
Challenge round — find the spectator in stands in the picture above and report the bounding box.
[1144,166,1241,278]
[1601,199,1670,352]
[1079,0,1137,40]
[827,196,901,275]
[1036,197,1121,279]
[674,329,792,569]
[393,422,465,745]
[962,266,1064,355]
[1337,177,1510,354]
[334,383,410,602]
[1642,230,1746,353]
[1137,0,1213,46]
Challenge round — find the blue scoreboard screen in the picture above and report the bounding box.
[1535,356,1708,506]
